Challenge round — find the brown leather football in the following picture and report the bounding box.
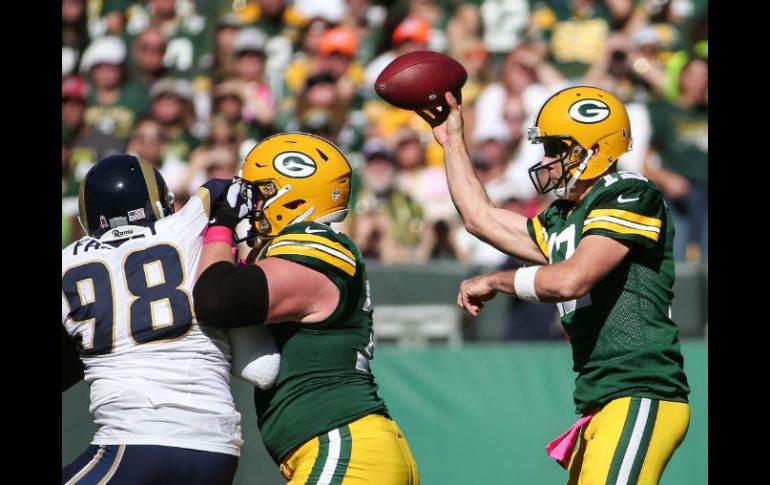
[375,50,467,111]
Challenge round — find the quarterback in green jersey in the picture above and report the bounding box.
[193,133,420,485]
[425,86,690,485]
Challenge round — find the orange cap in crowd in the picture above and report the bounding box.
[319,27,358,56]
[392,17,431,44]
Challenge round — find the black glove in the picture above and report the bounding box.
[209,179,253,230]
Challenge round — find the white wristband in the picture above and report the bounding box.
[514,266,541,303]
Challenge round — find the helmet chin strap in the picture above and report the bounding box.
[554,149,593,199]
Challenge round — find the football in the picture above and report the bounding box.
[375,50,467,111]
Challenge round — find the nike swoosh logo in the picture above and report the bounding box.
[305,227,327,234]
[617,195,640,203]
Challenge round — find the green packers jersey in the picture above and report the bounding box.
[254,221,389,463]
[526,172,690,414]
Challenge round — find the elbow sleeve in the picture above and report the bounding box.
[193,261,269,328]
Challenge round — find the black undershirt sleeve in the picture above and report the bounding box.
[193,261,270,328]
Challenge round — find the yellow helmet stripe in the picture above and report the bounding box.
[78,176,89,234]
[530,217,549,258]
[271,233,356,261]
[194,187,212,218]
[138,158,161,219]
[266,245,356,276]
[587,209,662,228]
[582,221,660,241]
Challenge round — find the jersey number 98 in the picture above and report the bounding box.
[62,244,193,355]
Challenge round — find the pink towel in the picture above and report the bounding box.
[546,415,594,469]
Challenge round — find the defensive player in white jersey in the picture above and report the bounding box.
[61,154,275,485]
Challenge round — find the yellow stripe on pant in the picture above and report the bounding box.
[568,397,690,485]
[280,414,420,485]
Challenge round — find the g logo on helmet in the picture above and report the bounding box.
[273,152,317,178]
[568,99,611,124]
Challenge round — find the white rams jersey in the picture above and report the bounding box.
[62,189,242,456]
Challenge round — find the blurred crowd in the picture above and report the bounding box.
[62,0,707,339]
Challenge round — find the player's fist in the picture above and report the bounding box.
[209,179,253,230]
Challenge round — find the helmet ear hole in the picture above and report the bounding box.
[283,200,305,210]
[276,215,283,221]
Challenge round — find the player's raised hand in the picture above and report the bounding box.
[209,178,253,230]
[421,91,464,147]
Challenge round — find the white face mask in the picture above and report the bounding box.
[554,149,593,200]
[527,133,592,199]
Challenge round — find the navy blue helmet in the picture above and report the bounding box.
[78,154,175,237]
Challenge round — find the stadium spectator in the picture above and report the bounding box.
[64,74,127,195]
[61,134,84,246]
[456,38,490,110]
[212,81,247,126]
[340,0,387,65]
[525,0,634,81]
[124,116,191,211]
[62,76,89,147]
[392,127,453,224]
[230,27,276,137]
[128,28,169,88]
[644,57,708,262]
[473,43,566,191]
[193,133,421,484]
[123,0,211,78]
[316,27,365,105]
[347,138,425,262]
[126,117,167,170]
[454,124,522,267]
[174,130,242,204]
[81,36,150,141]
[148,77,200,163]
[284,26,366,110]
[98,0,128,35]
[212,12,249,84]
[62,0,90,76]
[478,0,529,69]
[294,15,334,60]
[241,0,307,41]
[446,4,482,61]
[286,73,346,140]
[427,87,690,483]
[424,219,458,261]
